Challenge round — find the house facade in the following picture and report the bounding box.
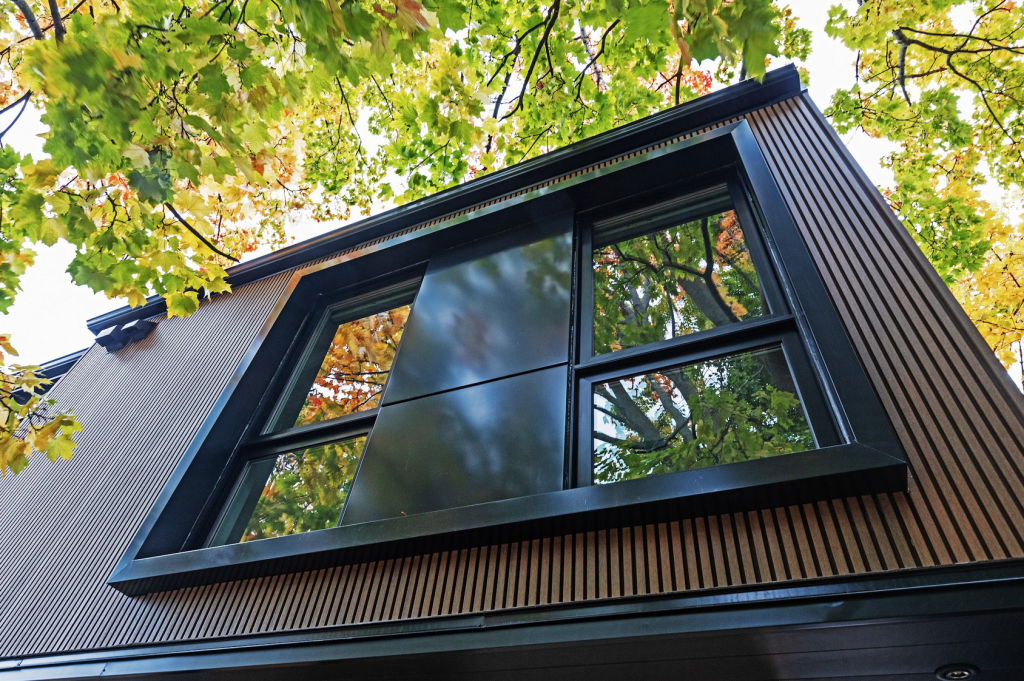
[2,65,1023,679]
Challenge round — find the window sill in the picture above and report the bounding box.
[109,443,905,596]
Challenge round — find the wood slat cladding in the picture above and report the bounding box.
[2,96,1024,659]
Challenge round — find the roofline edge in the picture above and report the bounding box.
[86,65,803,334]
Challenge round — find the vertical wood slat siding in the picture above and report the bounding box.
[2,97,1024,659]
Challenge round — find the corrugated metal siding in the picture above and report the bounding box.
[1,96,1023,658]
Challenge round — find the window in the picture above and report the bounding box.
[205,281,417,547]
[591,192,766,354]
[591,346,814,484]
[110,119,905,596]
[575,182,839,487]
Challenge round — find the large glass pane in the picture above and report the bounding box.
[239,436,367,543]
[592,346,814,484]
[294,304,411,427]
[593,206,765,354]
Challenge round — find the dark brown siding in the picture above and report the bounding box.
[1,96,1023,659]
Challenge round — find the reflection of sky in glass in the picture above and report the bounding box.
[593,346,815,483]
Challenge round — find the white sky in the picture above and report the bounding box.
[0,0,1018,389]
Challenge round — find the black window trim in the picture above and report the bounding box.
[571,173,837,488]
[108,120,907,596]
[197,275,422,550]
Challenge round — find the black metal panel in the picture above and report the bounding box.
[381,219,573,405]
[341,366,568,525]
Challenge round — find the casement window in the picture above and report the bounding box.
[206,280,418,547]
[110,119,905,595]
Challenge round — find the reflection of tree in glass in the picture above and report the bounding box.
[594,210,764,354]
[295,305,411,426]
[241,437,367,542]
[593,348,814,484]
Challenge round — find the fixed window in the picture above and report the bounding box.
[206,280,417,547]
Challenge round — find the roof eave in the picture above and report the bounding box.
[87,65,803,334]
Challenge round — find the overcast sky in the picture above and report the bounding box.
[2,0,1017,386]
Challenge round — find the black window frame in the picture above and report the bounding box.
[571,175,839,489]
[202,277,421,549]
[108,120,907,596]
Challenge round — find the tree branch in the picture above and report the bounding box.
[575,20,618,99]
[164,203,240,262]
[46,0,64,41]
[0,90,31,143]
[892,30,912,106]
[10,0,44,39]
[502,0,560,121]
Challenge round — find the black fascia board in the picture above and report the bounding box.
[38,348,87,380]
[85,65,803,335]
[12,348,87,403]
[9,559,1024,681]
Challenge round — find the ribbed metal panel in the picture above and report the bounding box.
[0,272,293,657]
[1,97,1023,659]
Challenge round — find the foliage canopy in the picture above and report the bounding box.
[826,0,1024,370]
[2,0,1022,479]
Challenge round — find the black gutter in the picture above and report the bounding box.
[86,65,803,335]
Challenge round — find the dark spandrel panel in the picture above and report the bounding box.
[294,305,411,427]
[593,346,814,484]
[238,436,367,543]
[594,208,765,355]
[381,224,572,405]
[341,366,567,525]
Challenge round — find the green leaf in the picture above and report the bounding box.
[197,64,232,100]
[166,290,200,317]
[183,115,224,143]
[168,157,200,184]
[622,2,667,46]
[127,168,172,204]
[240,63,271,90]
[10,193,44,237]
[37,217,68,246]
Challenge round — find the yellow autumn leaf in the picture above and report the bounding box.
[127,289,148,308]
[111,49,143,70]
[0,334,18,358]
[122,143,151,169]
[173,191,212,218]
[21,159,58,190]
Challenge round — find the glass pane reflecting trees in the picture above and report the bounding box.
[593,208,765,354]
[294,305,411,426]
[239,436,367,542]
[593,347,815,484]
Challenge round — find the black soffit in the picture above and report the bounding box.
[85,66,804,335]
